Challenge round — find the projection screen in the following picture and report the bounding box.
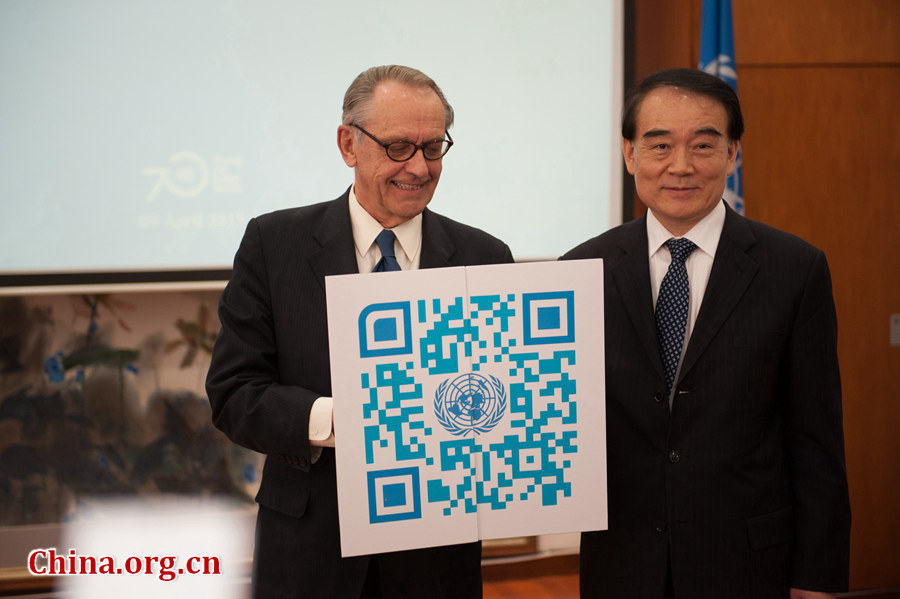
[0,0,624,289]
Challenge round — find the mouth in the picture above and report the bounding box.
[392,181,425,191]
[663,185,699,196]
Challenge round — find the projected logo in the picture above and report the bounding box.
[367,467,422,524]
[142,151,242,202]
[358,302,413,358]
[522,291,575,345]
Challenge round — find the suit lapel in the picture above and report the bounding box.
[679,207,759,381]
[309,191,359,291]
[419,209,456,269]
[608,216,667,381]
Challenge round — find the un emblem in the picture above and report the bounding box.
[434,373,507,436]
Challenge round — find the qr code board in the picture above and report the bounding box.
[327,260,606,557]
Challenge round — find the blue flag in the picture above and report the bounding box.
[699,0,744,214]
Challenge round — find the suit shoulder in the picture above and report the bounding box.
[740,215,826,263]
[251,197,342,233]
[427,210,506,245]
[425,210,513,262]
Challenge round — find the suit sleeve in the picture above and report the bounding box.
[205,218,318,470]
[786,251,851,591]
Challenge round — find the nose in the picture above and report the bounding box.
[668,146,694,175]
[403,149,430,177]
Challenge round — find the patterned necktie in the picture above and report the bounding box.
[373,229,401,272]
[655,237,697,394]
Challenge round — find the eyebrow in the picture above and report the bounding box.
[386,136,445,145]
[641,126,724,139]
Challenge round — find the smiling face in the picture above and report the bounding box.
[337,80,447,228]
[623,86,739,236]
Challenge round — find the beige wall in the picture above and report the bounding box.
[633,0,900,590]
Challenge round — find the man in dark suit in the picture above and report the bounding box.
[563,69,850,599]
[206,65,513,598]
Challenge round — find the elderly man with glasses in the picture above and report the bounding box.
[206,65,513,599]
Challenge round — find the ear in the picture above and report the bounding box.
[622,138,636,175]
[337,125,357,167]
[725,140,740,176]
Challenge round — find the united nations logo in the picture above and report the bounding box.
[434,373,507,436]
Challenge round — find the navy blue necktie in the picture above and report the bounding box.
[655,238,697,394]
[373,229,401,272]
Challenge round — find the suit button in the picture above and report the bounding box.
[655,522,667,533]
[653,391,666,403]
[668,450,680,463]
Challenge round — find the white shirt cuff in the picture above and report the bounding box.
[309,396,335,447]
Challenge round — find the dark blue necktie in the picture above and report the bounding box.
[655,238,697,394]
[373,229,401,272]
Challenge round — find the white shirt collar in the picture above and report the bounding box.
[348,186,422,265]
[647,200,726,260]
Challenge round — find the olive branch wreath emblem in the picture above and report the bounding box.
[433,373,507,436]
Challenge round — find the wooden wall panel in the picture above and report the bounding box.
[739,66,900,588]
[739,67,899,243]
[634,0,697,79]
[734,0,900,64]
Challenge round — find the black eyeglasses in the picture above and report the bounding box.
[350,123,453,162]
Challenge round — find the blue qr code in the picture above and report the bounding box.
[359,291,578,520]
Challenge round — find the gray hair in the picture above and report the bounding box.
[341,65,454,130]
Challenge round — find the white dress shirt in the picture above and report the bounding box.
[309,188,425,452]
[647,200,726,403]
[348,186,423,272]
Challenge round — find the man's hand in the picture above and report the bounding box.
[790,589,836,599]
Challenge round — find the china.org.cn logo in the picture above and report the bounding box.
[142,151,242,202]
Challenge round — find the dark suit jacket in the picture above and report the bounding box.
[206,190,514,598]
[561,205,850,599]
